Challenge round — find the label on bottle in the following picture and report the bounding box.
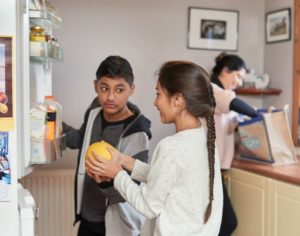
[46,111,56,141]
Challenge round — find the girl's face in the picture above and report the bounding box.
[153,81,177,124]
[94,76,134,120]
[219,67,246,90]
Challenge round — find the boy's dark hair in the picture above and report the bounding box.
[96,55,134,85]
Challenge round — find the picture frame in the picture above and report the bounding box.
[0,36,14,131]
[187,7,239,51]
[265,8,291,44]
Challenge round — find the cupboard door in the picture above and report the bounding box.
[270,180,300,236]
[229,169,270,236]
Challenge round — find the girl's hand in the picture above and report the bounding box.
[85,146,123,179]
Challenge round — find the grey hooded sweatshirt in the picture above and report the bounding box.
[63,98,151,235]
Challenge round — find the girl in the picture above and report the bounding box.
[87,61,223,236]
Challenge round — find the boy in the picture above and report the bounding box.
[63,55,152,236]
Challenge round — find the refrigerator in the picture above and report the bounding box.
[0,1,64,235]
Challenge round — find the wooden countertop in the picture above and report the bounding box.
[232,158,300,186]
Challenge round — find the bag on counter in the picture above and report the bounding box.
[237,105,297,165]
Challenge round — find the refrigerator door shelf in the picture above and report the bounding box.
[29,9,62,29]
[30,41,63,61]
[30,134,66,164]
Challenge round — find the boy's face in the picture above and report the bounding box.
[94,76,134,119]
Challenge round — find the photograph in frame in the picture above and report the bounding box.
[0,36,14,131]
[188,7,239,51]
[266,8,291,43]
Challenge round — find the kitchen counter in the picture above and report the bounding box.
[232,157,300,186]
[230,159,300,236]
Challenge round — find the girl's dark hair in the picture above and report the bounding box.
[158,61,216,223]
[96,55,134,85]
[211,52,246,80]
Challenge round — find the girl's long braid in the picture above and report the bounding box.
[157,61,217,223]
[204,85,216,223]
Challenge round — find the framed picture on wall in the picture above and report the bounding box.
[0,36,14,131]
[266,8,291,43]
[187,7,239,51]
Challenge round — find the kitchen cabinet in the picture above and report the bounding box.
[229,168,270,236]
[229,168,300,236]
[269,179,300,236]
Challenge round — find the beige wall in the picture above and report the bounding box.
[264,0,294,123]
[49,0,288,168]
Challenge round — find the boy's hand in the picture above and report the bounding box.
[86,165,111,183]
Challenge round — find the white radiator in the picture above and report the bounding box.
[20,169,78,236]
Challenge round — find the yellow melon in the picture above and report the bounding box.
[85,141,115,161]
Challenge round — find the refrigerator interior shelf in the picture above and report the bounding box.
[30,134,66,164]
[30,41,63,61]
[29,9,62,29]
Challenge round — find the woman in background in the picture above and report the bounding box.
[211,52,261,236]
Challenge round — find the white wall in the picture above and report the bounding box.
[264,0,294,124]
[49,0,265,167]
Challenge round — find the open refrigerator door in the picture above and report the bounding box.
[0,0,65,235]
[18,183,38,236]
[18,0,65,178]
